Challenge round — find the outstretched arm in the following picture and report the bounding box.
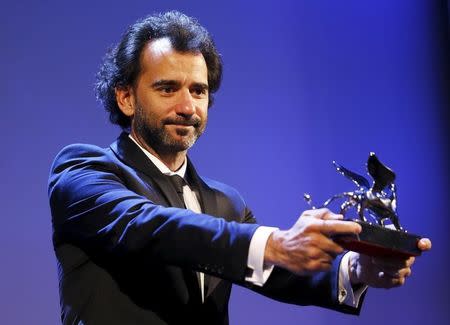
[49,144,258,281]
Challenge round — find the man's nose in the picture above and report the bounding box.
[175,89,195,116]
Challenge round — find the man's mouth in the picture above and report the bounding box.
[168,122,195,127]
[164,118,200,128]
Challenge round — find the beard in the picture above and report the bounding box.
[133,104,207,154]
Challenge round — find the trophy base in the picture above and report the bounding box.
[333,220,422,258]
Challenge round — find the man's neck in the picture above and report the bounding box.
[130,130,187,172]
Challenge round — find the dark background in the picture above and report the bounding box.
[1,0,449,324]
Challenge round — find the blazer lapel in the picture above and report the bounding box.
[109,133,184,209]
[111,133,223,299]
[185,158,219,217]
[186,158,223,298]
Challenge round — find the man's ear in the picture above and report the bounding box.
[115,86,135,117]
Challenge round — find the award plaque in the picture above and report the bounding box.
[304,153,422,258]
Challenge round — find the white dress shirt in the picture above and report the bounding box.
[129,135,366,306]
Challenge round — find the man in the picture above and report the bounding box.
[48,11,431,324]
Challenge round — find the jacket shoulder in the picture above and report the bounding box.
[50,143,117,172]
[48,143,120,195]
[52,142,112,162]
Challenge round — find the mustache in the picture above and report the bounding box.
[162,116,201,127]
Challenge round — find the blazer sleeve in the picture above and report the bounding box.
[246,256,364,315]
[48,144,259,282]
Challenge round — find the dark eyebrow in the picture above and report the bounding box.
[151,80,209,90]
[151,80,181,88]
[190,82,209,91]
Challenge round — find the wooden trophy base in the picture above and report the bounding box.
[333,220,422,258]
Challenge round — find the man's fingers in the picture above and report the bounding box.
[302,208,343,220]
[317,236,346,256]
[318,220,362,236]
[372,256,415,268]
[382,267,412,279]
[375,272,408,288]
[418,238,432,251]
[321,211,344,221]
[304,255,335,274]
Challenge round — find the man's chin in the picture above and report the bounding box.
[162,135,198,152]
[138,126,202,153]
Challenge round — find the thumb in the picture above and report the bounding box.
[418,238,432,251]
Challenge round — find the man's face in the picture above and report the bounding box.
[129,38,209,154]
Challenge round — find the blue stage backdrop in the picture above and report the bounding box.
[1,1,449,324]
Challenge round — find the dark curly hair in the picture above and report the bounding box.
[95,11,223,129]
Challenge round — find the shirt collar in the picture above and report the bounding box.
[128,134,187,178]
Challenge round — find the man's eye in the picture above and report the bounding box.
[192,88,208,96]
[160,87,175,94]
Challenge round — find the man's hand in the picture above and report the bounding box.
[348,238,432,288]
[264,208,362,275]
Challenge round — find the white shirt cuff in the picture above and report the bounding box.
[245,226,278,286]
[338,251,368,307]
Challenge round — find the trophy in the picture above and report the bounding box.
[304,152,422,258]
